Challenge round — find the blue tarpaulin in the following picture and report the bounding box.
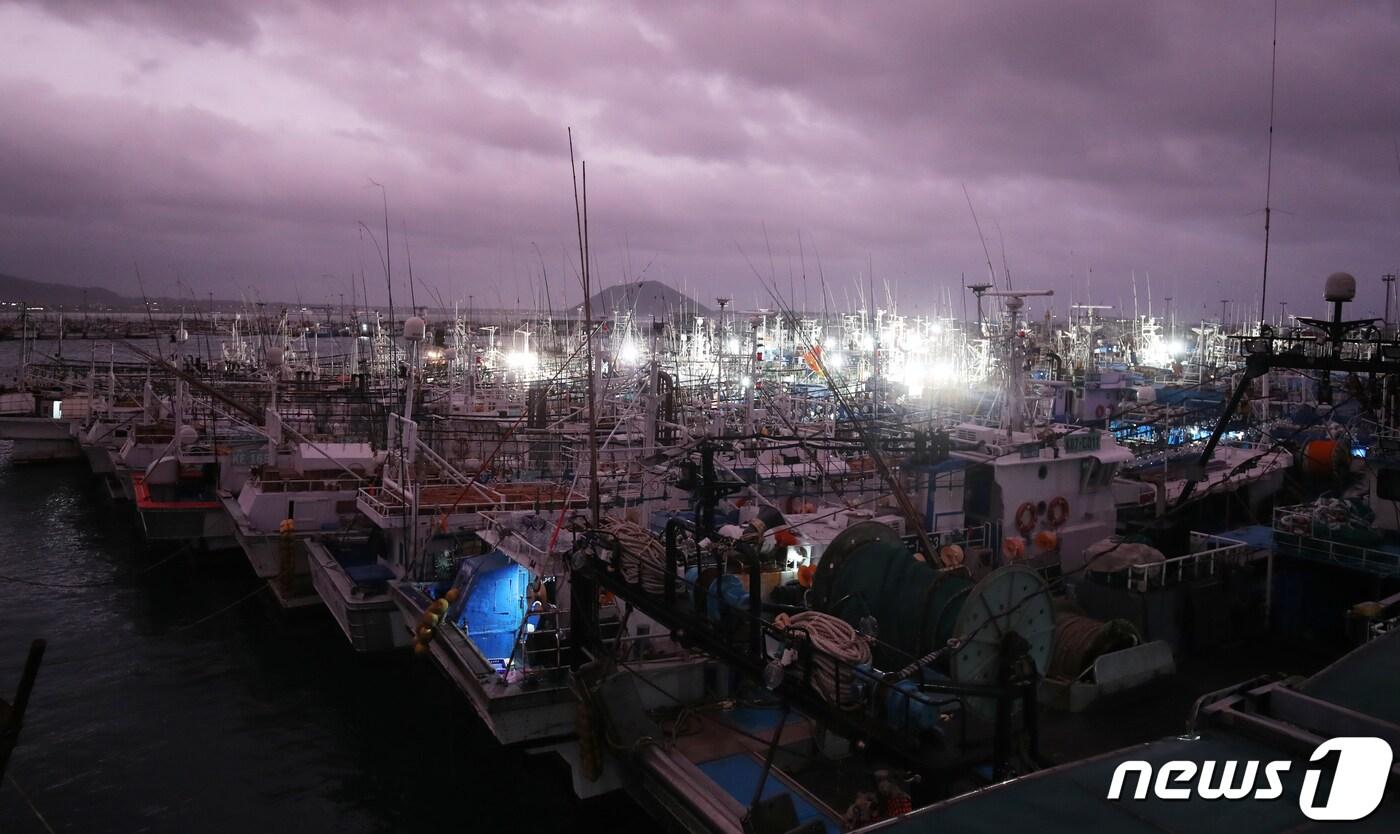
[443,550,529,664]
[697,753,838,834]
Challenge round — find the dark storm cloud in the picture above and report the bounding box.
[0,0,1397,318]
[23,0,269,45]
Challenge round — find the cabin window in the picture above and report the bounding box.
[1378,468,1400,501]
[1080,459,1118,492]
[1100,462,1118,486]
[1064,390,1075,415]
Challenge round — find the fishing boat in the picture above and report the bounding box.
[223,441,376,607]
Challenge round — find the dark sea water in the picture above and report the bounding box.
[0,341,651,834]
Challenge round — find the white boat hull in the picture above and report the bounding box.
[306,542,409,652]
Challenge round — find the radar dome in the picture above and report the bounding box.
[1325,272,1356,302]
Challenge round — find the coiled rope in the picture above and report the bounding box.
[1048,612,1140,681]
[601,517,668,595]
[776,611,871,709]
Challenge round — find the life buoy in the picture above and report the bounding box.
[1014,501,1038,536]
[1095,404,1107,419]
[1046,496,1070,528]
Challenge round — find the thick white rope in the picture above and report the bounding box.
[778,611,871,709]
[602,517,669,595]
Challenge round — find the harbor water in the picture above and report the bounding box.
[0,341,647,834]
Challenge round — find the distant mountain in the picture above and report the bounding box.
[0,273,130,309]
[582,280,711,319]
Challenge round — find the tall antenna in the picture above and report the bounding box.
[1258,0,1280,323]
[369,179,392,327]
[961,183,999,290]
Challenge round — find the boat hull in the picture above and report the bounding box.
[0,417,82,462]
[306,542,409,652]
[132,476,236,548]
[390,582,707,747]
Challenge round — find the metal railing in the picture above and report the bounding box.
[928,522,992,553]
[1272,503,1400,577]
[248,475,362,493]
[1369,614,1400,642]
[1118,532,1250,592]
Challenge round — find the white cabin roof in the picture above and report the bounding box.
[951,422,1134,467]
[293,442,377,474]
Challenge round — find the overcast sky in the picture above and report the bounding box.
[2,1,1398,321]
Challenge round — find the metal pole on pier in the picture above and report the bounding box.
[1383,273,1396,329]
[0,639,46,781]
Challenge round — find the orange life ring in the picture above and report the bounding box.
[1046,496,1070,528]
[1095,404,1106,419]
[1014,501,1038,536]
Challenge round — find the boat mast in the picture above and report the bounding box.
[983,289,1054,436]
[570,129,600,524]
[1258,0,1280,326]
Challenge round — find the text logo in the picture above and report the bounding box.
[1106,737,1392,821]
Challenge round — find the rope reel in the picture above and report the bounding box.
[809,521,1056,726]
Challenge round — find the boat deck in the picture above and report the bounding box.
[878,632,1400,833]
